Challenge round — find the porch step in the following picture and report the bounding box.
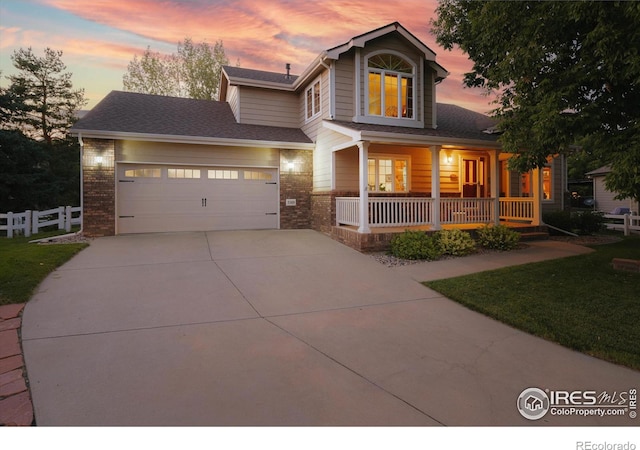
[518,231,549,241]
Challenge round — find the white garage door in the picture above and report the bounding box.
[117,164,279,234]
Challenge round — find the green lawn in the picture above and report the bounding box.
[424,237,640,370]
[0,231,88,305]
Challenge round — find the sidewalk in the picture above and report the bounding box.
[0,303,33,426]
[390,239,594,281]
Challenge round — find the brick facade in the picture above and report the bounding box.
[82,138,115,236]
[279,149,313,229]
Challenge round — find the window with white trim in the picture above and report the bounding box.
[367,53,414,119]
[367,156,409,192]
[305,79,321,120]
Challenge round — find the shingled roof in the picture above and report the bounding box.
[330,104,500,142]
[72,91,498,146]
[70,91,312,144]
[223,66,298,85]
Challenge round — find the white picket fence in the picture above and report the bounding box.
[604,213,640,236]
[0,206,82,238]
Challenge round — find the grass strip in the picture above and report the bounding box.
[0,231,88,305]
[425,237,640,370]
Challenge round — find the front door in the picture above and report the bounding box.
[462,157,485,197]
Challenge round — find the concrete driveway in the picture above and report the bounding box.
[22,230,639,425]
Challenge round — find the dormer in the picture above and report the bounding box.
[322,22,448,129]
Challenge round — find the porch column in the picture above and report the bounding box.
[490,150,500,225]
[532,167,542,226]
[357,141,371,233]
[431,145,441,230]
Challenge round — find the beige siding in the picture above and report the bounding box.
[423,69,434,128]
[116,141,280,168]
[300,70,329,140]
[334,54,354,121]
[334,147,359,190]
[593,176,639,213]
[313,127,353,191]
[227,85,240,122]
[237,87,298,127]
[411,149,432,193]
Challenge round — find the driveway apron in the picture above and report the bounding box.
[21,230,639,425]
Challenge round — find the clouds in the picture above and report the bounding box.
[2,0,492,112]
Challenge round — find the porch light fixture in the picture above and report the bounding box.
[287,161,295,172]
[95,156,104,166]
[445,155,453,164]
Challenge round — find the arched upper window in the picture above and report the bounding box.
[366,52,415,119]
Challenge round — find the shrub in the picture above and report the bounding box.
[390,230,442,260]
[543,210,574,235]
[476,224,521,250]
[574,211,605,235]
[543,210,605,235]
[435,229,476,256]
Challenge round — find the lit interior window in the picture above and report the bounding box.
[543,166,552,200]
[367,157,409,192]
[367,53,414,119]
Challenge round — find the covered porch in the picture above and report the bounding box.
[331,140,543,233]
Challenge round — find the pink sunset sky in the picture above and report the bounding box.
[0,0,494,113]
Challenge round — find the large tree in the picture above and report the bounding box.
[123,38,230,100]
[6,48,86,144]
[432,1,640,202]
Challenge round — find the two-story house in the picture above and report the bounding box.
[71,22,562,249]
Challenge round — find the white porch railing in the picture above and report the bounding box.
[336,197,540,229]
[335,197,360,226]
[368,197,434,227]
[440,198,495,224]
[336,197,434,227]
[499,198,535,222]
[1,206,82,238]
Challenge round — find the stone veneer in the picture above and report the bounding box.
[279,149,313,229]
[82,138,115,237]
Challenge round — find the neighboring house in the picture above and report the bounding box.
[71,22,561,248]
[586,165,639,214]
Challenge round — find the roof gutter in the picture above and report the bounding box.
[69,129,315,150]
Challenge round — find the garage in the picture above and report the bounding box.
[117,164,279,234]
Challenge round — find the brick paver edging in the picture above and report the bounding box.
[0,304,34,426]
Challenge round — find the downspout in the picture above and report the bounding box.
[78,132,84,235]
[320,58,334,120]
